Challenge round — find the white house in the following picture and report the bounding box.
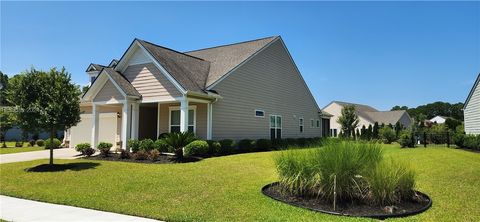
[464,73,480,135]
[429,116,447,124]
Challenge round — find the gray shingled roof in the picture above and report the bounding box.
[137,39,210,93]
[185,36,278,87]
[364,110,408,125]
[103,68,142,98]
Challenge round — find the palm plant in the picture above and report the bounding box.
[163,132,196,158]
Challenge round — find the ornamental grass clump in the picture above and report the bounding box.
[274,141,417,206]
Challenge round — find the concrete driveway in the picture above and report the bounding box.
[0,148,80,164]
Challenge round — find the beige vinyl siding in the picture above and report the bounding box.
[93,79,124,103]
[465,82,480,135]
[158,102,207,139]
[123,63,182,101]
[210,40,321,140]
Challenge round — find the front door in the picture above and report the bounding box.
[270,115,282,140]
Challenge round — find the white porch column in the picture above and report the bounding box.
[121,101,132,150]
[180,98,189,133]
[91,104,100,149]
[207,102,213,140]
[131,103,140,140]
[157,103,161,138]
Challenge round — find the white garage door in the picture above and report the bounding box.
[70,113,118,148]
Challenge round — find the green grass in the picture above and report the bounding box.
[0,144,479,221]
[0,147,44,154]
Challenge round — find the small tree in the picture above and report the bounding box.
[379,126,396,144]
[10,68,81,165]
[367,124,373,140]
[394,122,403,138]
[372,122,379,139]
[337,105,359,138]
[360,125,367,140]
[0,108,15,147]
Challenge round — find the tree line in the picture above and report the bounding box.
[391,101,464,121]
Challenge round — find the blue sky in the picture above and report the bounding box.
[1,1,479,110]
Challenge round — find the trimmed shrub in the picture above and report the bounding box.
[28,140,36,147]
[15,141,23,147]
[256,139,271,151]
[83,148,95,157]
[206,140,221,155]
[44,138,61,149]
[184,140,209,157]
[127,139,140,152]
[158,133,169,139]
[139,139,154,152]
[379,127,396,144]
[464,135,479,150]
[75,143,91,155]
[36,139,45,147]
[271,139,287,150]
[285,138,297,147]
[154,139,170,153]
[163,132,196,158]
[219,139,235,155]
[452,133,465,148]
[97,142,113,157]
[133,150,148,160]
[148,149,160,161]
[398,130,415,148]
[238,139,256,152]
[296,138,307,147]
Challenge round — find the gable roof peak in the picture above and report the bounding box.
[184,36,279,54]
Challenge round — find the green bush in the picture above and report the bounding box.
[379,127,396,144]
[296,138,307,147]
[271,139,287,150]
[154,139,170,152]
[36,139,45,147]
[184,140,209,157]
[366,159,415,205]
[75,143,91,154]
[398,130,415,148]
[15,141,23,147]
[127,139,140,152]
[163,132,196,158]
[44,138,61,149]
[256,139,271,151]
[206,140,221,155]
[452,133,465,148]
[219,139,235,155]
[285,138,297,147]
[28,140,36,147]
[464,135,479,150]
[238,139,256,152]
[139,139,154,152]
[97,142,113,157]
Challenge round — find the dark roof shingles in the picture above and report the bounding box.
[103,68,142,98]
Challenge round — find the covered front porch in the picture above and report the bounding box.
[89,97,213,150]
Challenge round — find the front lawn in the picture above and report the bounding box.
[0,144,478,221]
[0,147,44,154]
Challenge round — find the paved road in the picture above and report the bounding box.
[0,148,80,164]
[0,195,161,222]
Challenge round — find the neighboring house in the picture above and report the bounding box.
[323,101,412,136]
[3,127,63,141]
[463,73,480,135]
[429,116,447,124]
[65,36,327,149]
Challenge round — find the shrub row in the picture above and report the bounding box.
[453,133,480,150]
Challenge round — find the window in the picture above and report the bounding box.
[90,76,96,83]
[299,118,304,133]
[169,108,195,133]
[333,129,338,137]
[255,110,265,117]
[316,119,320,128]
[310,119,314,128]
[270,115,282,139]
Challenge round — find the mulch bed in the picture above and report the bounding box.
[83,153,202,164]
[262,182,431,219]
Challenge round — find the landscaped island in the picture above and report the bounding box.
[264,141,431,219]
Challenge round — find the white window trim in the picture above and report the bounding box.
[299,117,304,133]
[270,114,283,139]
[255,109,265,118]
[168,105,197,133]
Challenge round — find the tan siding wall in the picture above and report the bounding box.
[210,40,321,140]
[158,103,207,139]
[465,82,480,135]
[93,80,124,103]
[123,63,182,101]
